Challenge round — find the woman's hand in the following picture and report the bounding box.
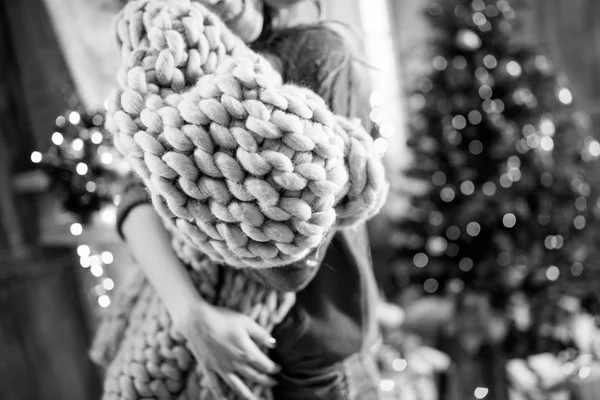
[172,300,281,400]
[121,205,280,399]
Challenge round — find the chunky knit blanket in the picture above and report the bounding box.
[96,0,388,399]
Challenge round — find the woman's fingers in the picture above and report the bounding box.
[201,369,226,399]
[242,337,281,374]
[234,362,278,387]
[245,319,277,349]
[223,372,260,400]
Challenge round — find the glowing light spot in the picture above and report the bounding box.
[575,197,587,211]
[432,171,447,185]
[91,264,104,277]
[413,253,429,268]
[429,211,444,226]
[92,114,104,126]
[380,379,395,392]
[70,223,83,236]
[452,115,467,130]
[103,278,115,291]
[540,136,554,151]
[80,257,90,268]
[506,61,522,77]
[459,258,474,272]
[86,182,97,193]
[468,110,482,125]
[101,251,114,265]
[91,131,103,144]
[369,108,385,124]
[475,387,489,399]
[545,235,558,249]
[101,152,114,164]
[466,222,481,237]
[572,262,583,277]
[456,29,481,50]
[429,237,448,254]
[540,118,555,136]
[507,168,522,182]
[460,181,475,195]
[546,266,560,281]
[503,213,516,228]
[589,140,600,157]
[469,140,483,155]
[72,138,84,151]
[447,130,462,145]
[30,151,42,163]
[77,245,91,257]
[69,111,81,125]
[453,56,467,69]
[479,85,493,99]
[482,181,496,196]
[432,56,448,71]
[424,278,439,293]
[499,174,513,188]
[558,88,573,104]
[52,132,64,145]
[473,12,487,26]
[393,359,408,372]
[507,156,521,168]
[446,226,461,240]
[98,295,111,308]
[76,163,88,175]
[574,215,586,230]
[483,54,498,69]
[101,208,117,224]
[441,187,456,202]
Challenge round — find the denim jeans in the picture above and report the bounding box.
[272,349,382,400]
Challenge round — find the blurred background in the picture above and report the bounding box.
[2,0,600,399]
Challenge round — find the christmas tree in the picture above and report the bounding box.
[30,106,123,224]
[389,0,600,317]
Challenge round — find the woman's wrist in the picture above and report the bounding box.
[168,290,211,327]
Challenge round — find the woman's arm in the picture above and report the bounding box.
[121,204,208,318]
[118,181,280,400]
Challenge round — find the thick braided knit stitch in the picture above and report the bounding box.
[100,0,387,399]
[106,0,388,269]
[100,237,294,400]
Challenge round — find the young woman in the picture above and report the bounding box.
[113,1,383,399]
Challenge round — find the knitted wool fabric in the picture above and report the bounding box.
[106,0,387,269]
[99,0,388,399]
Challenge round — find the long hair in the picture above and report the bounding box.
[252,22,373,131]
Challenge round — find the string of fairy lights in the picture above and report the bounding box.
[31,108,125,309]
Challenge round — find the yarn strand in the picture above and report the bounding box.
[97,0,388,398]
